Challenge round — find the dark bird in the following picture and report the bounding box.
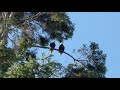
[59,42,65,54]
[50,41,56,53]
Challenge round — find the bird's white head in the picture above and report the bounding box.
[60,42,63,45]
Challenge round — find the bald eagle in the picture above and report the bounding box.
[59,42,65,54]
[50,42,56,53]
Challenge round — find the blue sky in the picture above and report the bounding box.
[37,12,120,78]
[67,12,120,78]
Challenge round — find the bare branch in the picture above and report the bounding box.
[31,45,88,64]
[7,35,16,46]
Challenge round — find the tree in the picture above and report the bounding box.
[64,42,107,78]
[0,12,74,78]
[0,47,16,77]
[0,12,74,53]
[0,12,107,78]
[4,53,64,78]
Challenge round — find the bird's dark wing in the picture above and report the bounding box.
[50,42,55,48]
[63,45,65,51]
[50,43,53,47]
[53,43,55,48]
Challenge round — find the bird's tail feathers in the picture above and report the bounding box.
[49,47,53,54]
[59,51,63,55]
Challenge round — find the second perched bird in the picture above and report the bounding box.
[59,42,65,54]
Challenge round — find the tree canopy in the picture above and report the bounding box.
[0,12,107,78]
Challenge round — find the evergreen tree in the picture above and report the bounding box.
[0,12,107,78]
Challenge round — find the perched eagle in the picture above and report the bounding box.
[50,42,56,53]
[59,42,65,54]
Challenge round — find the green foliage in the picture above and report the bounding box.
[64,42,107,78]
[0,12,107,78]
[64,64,88,78]
[9,12,75,46]
[4,53,64,78]
[35,61,63,78]
[4,56,37,78]
[35,53,64,78]
[0,47,16,77]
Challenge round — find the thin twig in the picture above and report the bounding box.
[7,35,16,46]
